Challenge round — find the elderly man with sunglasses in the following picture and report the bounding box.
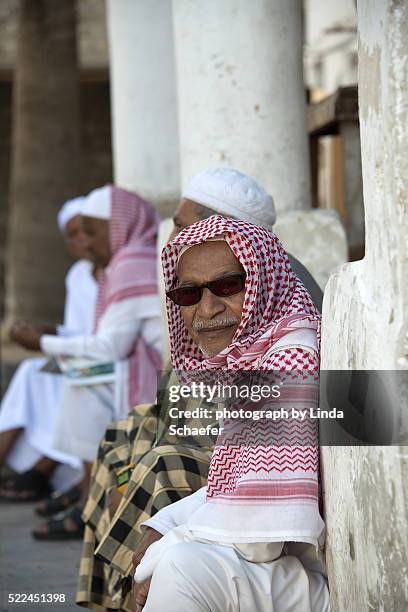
[170,167,323,312]
[133,214,328,611]
[76,168,324,611]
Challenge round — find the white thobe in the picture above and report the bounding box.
[0,260,97,489]
[136,488,330,612]
[41,295,162,463]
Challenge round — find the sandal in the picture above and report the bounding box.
[32,506,85,541]
[0,469,53,502]
[35,485,81,517]
[0,465,17,483]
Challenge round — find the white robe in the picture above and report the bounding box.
[40,294,162,463]
[0,259,97,489]
[136,489,330,612]
[140,538,330,612]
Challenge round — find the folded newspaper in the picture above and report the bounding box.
[40,356,114,385]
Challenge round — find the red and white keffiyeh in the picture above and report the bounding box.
[95,186,162,408]
[162,216,324,545]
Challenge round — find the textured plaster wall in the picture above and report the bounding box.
[321,1,408,609]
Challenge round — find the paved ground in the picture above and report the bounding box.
[0,502,82,612]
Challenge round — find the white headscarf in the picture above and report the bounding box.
[182,167,276,228]
[57,196,86,232]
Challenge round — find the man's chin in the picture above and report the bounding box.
[197,335,236,358]
[90,254,107,268]
[191,324,238,358]
[87,253,99,265]
[199,344,227,358]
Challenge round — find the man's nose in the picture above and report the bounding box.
[84,235,94,249]
[196,288,226,319]
[78,233,89,247]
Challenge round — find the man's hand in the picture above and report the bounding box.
[132,526,163,569]
[133,577,151,612]
[107,488,123,520]
[9,320,42,351]
[132,527,162,611]
[37,323,57,336]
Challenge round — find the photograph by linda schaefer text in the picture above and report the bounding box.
[168,406,344,437]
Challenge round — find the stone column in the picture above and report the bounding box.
[106,0,180,216]
[173,0,347,287]
[5,0,80,325]
[321,0,408,609]
[0,83,12,321]
[173,0,311,213]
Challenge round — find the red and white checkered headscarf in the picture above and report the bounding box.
[162,216,324,547]
[95,186,162,408]
[162,215,320,371]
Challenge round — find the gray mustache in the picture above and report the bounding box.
[192,317,240,331]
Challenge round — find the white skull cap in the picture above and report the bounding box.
[57,196,86,232]
[182,167,276,228]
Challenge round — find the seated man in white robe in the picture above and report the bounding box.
[0,197,98,501]
[133,215,330,612]
[32,185,163,539]
[72,168,326,611]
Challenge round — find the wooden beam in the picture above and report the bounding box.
[308,86,359,137]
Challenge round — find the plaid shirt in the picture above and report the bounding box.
[77,370,213,610]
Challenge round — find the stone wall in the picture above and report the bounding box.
[321,0,408,609]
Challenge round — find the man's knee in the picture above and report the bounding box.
[157,542,205,577]
[146,542,234,612]
[156,541,220,580]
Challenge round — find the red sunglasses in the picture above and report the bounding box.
[166,273,246,307]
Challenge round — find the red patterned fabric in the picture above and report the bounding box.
[94,186,162,408]
[162,216,324,544]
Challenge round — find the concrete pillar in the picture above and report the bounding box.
[173,0,347,287]
[5,0,80,326]
[321,0,408,609]
[106,0,180,216]
[173,0,311,213]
